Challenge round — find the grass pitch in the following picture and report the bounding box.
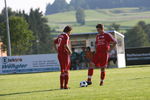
[0,66,150,100]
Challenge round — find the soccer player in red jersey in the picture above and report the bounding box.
[54,26,72,89]
[87,24,117,86]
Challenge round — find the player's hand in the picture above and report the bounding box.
[68,50,72,55]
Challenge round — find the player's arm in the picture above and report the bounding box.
[108,34,117,52]
[109,41,117,52]
[64,44,72,55]
[64,34,72,55]
[54,39,58,53]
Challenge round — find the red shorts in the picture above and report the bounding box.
[58,53,70,72]
[92,52,109,68]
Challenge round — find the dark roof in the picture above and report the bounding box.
[71,30,116,36]
[52,30,124,38]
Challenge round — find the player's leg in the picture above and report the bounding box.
[60,71,65,89]
[58,54,65,89]
[64,54,71,89]
[100,67,105,86]
[87,62,94,85]
[99,53,109,86]
[64,70,69,89]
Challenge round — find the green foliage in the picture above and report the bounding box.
[125,22,150,47]
[45,0,70,15]
[28,9,52,54]
[70,0,89,10]
[109,23,120,31]
[145,24,150,42]
[0,16,34,55]
[0,8,53,55]
[45,0,150,15]
[76,8,85,25]
[0,66,150,100]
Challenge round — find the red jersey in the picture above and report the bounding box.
[95,32,116,53]
[54,33,70,54]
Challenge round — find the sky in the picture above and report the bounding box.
[0,0,71,14]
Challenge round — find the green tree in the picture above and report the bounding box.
[109,23,120,31]
[125,25,149,47]
[45,0,70,15]
[76,8,85,25]
[28,8,52,54]
[70,0,89,10]
[145,24,150,42]
[45,0,150,14]
[0,8,53,54]
[0,16,34,55]
[137,21,150,43]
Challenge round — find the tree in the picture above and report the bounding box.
[125,24,150,47]
[45,3,52,15]
[145,24,150,42]
[0,16,34,55]
[109,23,120,31]
[0,8,53,54]
[45,0,70,15]
[76,8,85,25]
[28,8,52,54]
[70,0,89,10]
[137,21,146,29]
[45,0,150,14]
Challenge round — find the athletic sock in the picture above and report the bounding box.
[64,72,69,88]
[87,67,94,82]
[60,73,65,88]
[101,71,105,81]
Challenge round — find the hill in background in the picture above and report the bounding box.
[45,8,150,34]
[45,0,150,15]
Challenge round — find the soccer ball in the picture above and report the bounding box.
[80,81,88,87]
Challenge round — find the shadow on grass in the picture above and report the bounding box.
[0,88,61,96]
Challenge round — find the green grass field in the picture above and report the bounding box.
[0,65,150,100]
[46,7,150,34]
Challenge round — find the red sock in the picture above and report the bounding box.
[101,71,105,81]
[87,67,94,82]
[60,73,64,88]
[64,72,69,88]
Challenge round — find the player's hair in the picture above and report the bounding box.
[72,48,75,51]
[86,47,91,51]
[96,24,104,30]
[63,26,72,33]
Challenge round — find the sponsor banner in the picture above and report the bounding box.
[125,47,150,65]
[0,54,60,74]
[126,53,150,60]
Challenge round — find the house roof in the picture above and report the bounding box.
[52,30,124,38]
[71,30,124,38]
